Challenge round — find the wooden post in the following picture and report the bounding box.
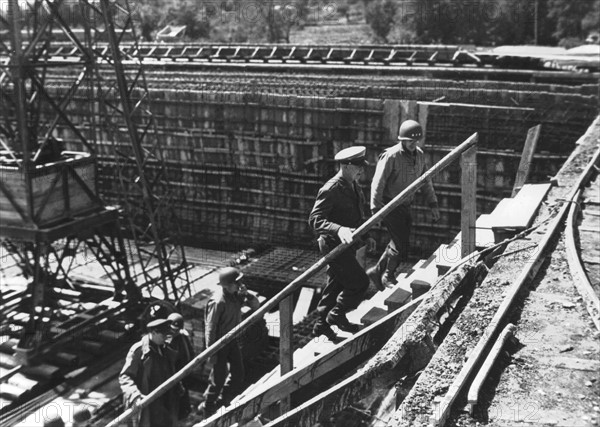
[400,100,418,124]
[461,144,477,257]
[512,124,541,197]
[417,103,429,149]
[382,100,401,143]
[279,295,294,413]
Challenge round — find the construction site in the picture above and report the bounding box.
[1,1,599,426]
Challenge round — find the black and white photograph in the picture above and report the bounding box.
[0,0,598,426]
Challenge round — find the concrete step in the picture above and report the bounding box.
[384,287,412,312]
[0,382,27,400]
[360,306,388,327]
[7,372,38,391]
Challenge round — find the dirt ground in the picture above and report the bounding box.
[451,233,600,427]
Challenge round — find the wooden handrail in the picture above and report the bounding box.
[105,132,478,427]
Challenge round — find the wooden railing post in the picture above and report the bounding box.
[512,124,541,197]
[461,144,477,257]
[279,295,294,412]
[104,133,478,427]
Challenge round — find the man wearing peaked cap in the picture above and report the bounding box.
[369,119,440,290]
[334,146,369,166]
[308,146,370,341]
[119,317,181,426]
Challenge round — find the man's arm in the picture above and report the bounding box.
[119,345,144,407]
[241,286,260,311]
[205,300,224,347]
[308,185,341,236]
[370,152,393,213]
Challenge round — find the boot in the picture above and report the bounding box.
[313,319,338,341]
[382,254,401,288]
[197,401,216,418]
[326,306,359,333]
[367,253,388,291]
[366,266,385,291]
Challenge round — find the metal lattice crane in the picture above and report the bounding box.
[0,0,190,362]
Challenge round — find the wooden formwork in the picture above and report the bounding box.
[40,81,597,250]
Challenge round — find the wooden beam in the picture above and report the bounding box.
[564,190,600,330]
[203,297,424,427]
[461,145,477,257]
[292,287,314,324]
[279,295,294,413]
[263,261,485,427]
[382,100,401,143]
[417,103,429,149]
[467,323,516,414]
[512,124,541,197]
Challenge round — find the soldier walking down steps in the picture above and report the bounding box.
[167,312,194,420]
[119,318,183,427]
[197,267,260,418]
[309,146,371,341]
[368,120,440,290]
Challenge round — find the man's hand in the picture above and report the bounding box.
[365,237,377,253]
[337,227,355,244]
[431,207,440,222]
[131,394,146,413]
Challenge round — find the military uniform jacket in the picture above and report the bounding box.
[205,287,259,347]
[119,335,180,427]
[370,143,438,212]
[308,173,366,247]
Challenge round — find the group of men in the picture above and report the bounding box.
[117,119,437,426]
[119,267,259,427]
[310,119,439,340]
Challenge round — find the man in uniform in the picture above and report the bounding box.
[368,120,440,289]
[167,312,194,420]
[198,267,260,418]
[308,146,370,341]
[119,318,181,427]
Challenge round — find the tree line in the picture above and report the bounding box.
[367,0,599,47]
[7,0,598,46]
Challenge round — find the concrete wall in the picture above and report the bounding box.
[53,81,597,256]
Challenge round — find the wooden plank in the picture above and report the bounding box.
[417,103,428,149]
[0,382,27,400]
[382,100,400,143]
[7,372,38,391]
[292,287,314,324]
[467,323,516,414]
[492,183,551,230]
[278,295,294,413]
[565,191,600,330]
[202,295,426,427]
[512,124,541,197]
[461,146,477,257]
[360,306,388,326]
[21,363,60,380]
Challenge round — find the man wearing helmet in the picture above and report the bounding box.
[198,267,260,418]
[368,120,440,289]
[167,312,194,420]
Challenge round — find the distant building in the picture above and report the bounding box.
[156,25,187,42]
[585,31,599,44]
